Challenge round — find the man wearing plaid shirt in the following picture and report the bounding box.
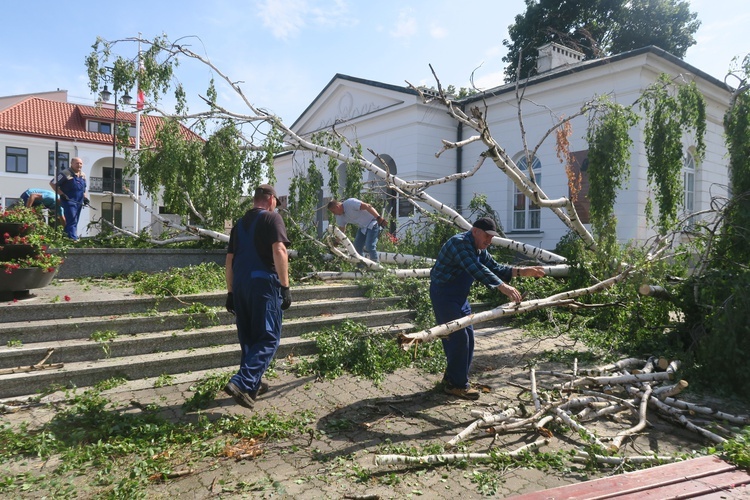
[430,217,545,400]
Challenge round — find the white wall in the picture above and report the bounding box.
[273,52,731,254]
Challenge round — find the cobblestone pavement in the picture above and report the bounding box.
[1,280,737,499]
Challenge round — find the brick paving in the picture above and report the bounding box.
[1,280,736,498]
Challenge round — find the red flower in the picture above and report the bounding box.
[64,295,71,302]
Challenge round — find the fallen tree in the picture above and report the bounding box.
[84,34,725,369]
[373,356,748,468]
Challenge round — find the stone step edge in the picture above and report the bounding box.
[0,314,416,367]
[0,295,401,331]
[0,322,417,400]
[0,307,415,354]
[0,283,370,323]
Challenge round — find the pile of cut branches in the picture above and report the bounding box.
[375,356,749,467]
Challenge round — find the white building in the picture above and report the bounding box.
[273,45,731,252]
[0,91,198,237]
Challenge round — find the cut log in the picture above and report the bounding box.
[638,284,672,300]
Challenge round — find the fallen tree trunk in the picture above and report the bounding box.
[400,267,632,347]
[375,439,549,466]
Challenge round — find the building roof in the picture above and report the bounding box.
[461,45,730,106]
[289,46,731,130]
[0,96,201,146]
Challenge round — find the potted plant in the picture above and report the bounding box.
[0,206,64,298]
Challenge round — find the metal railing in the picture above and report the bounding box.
[89,177,135,194]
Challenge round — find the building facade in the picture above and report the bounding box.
[273,45,731,253]
[0,91,197,238]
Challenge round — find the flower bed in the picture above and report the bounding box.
[1,207,62,295]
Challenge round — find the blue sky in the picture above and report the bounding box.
[1,0,747,124]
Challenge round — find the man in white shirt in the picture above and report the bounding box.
[327,198,387,262]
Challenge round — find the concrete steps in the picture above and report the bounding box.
[0,284,417,399]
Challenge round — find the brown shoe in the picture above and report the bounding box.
[224,381,255,409]
[444,384,480,400]
[256,381,269,397]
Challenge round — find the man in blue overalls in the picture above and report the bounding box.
[224,184,292,409]
[50,157,89,240]
[430,217,545,400]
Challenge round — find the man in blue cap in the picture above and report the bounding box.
[430,217,545,400]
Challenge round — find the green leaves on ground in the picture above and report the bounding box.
[0,385,314,498]
[127,262,224,296]
[295,320,445,385]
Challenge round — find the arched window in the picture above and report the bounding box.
[513,155,542,230]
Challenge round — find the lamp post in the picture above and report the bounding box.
[99,72,132,229]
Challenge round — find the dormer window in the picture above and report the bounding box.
[88,120,112,134]
[87,120,136,137]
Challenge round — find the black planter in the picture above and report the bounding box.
[0,267,57,293]
[0,244,35,261]
[0,222,34,238]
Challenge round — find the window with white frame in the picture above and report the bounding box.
[683,151,695,213]
[87,120,136,137]
[48,151,70,176]
[6,146,28,173]
[88,120,112,134]
[513,155,542,230]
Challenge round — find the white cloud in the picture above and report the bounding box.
[257,0,308,40]
[309,0,356,28]
[472,70,505,91]
[390,8,417,39]
[429,22,447,39]
[257,0,358,40]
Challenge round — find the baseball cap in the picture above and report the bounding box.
[472,217,499,236]
[255,184,281,204]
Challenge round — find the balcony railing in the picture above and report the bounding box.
[89,177,135,194]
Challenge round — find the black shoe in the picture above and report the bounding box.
[224,381,255,409]
[256,381,269,397]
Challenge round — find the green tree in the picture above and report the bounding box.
[503,0,700,81]
[137,120,270,231]
[676,55,750,396]
[585,99,637,257]
[640,75,706,233]
[87,39,284,234]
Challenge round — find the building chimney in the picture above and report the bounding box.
[536,42,584,73]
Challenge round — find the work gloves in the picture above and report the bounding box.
[375,216,387,228]
[83,197,90,206]
[225,292,234,315]
[281,286,292,310]
[60,193,69,201]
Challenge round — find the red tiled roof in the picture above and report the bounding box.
[0,97,202,146]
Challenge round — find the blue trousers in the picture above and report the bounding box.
[62,200,81,240]
[430,281,474,389]
[230,276,283,394]
[354,226,380,262]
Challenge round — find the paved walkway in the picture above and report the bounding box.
[1,279,735,498]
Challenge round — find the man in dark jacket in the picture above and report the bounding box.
[430,217,545,400]
[224,184,292,409]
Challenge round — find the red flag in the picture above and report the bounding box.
[137,88,145,110]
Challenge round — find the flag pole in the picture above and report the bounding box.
[134,33,142,233]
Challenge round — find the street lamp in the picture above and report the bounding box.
[99,71,132,229]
